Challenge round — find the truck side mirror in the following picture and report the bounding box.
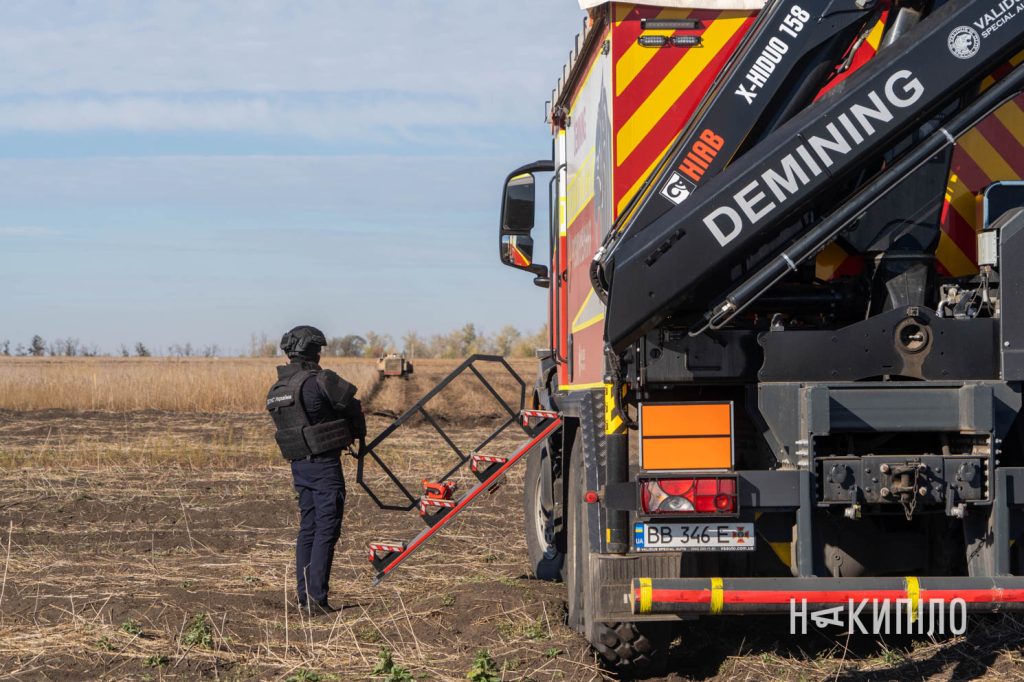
[500,233,549,287]
[499,161,554,287]
[502,173,537,235]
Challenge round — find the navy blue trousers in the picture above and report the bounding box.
[291,457,345,606]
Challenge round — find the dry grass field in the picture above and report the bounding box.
[1,357,1024,680]
[0,357,381,414]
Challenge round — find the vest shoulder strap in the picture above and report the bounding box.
[289,369,317,419]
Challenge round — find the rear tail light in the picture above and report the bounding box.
[640,477,737,515]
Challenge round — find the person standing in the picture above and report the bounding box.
[266,325,366,614]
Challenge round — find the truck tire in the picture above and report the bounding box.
[565,438,672,674]
[591,621,672,674]
[523,438,564,581]
[565,438,586,631]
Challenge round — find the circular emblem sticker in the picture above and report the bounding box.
[947,26,981,59]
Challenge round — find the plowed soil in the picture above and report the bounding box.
[0,360,1022,680]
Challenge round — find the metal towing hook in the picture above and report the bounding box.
[878,462,928,521]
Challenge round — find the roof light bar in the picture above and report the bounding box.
[641,18,700,31]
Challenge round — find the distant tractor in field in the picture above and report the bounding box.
[377,353,413,380]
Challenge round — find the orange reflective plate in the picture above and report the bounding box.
[640,403,733,470]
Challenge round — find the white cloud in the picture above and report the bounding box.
[0,226,58,237]
[0,1,585,136]
[0,153,550,349]
[0,2,571,348]
[0,93,499,141]
[0,154,514,209]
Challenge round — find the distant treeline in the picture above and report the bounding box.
[248,324,548,359]
[0,324,548,359]
[0,336,201,358]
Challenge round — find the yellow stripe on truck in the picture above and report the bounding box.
[769,541,793,568]
[710,577,724,615]
[617,141,672,214]
[616,13,747,165]
[905,576,921,623]
[959,128,1019,181]
[638,577,653,614]
[994,100,1024,150]
[944,172,977,228]
[865,14,886,51]
[614,3,633,25]
[615,9,690,95]
[566,147,596,226]
[936,232,977,278]
[604,383,625,435]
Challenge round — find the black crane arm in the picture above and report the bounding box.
[603,0,1024,353]
[606,0,879,253]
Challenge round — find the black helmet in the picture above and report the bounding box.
[281,325,327,360]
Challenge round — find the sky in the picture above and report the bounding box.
[0,1,586,354]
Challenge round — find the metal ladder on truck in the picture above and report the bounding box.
[357,355,561,585]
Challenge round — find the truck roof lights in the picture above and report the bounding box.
[672,35,702,47]
[641,18,700,31]
[638,35,668,48]
[637,34,703,49]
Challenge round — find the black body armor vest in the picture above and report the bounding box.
[267,363,352,460]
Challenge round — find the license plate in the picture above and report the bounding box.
[634,522,755,552]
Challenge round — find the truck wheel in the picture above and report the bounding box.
[566,438,672,673]
[523,438,564,581]
[591,621,672,674]
[565,438,586,631]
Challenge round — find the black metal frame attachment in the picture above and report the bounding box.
[356,354,528,511]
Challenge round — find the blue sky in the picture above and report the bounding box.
[0,1,586,354]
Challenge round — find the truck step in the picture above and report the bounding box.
[470,453,508,480]
[367,541,406,572]
[419,497,458,509]
[521,409,560,426]
[418,497,458,526]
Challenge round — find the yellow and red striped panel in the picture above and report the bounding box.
[815,38,1024,280]
[611,3,757,216]
[938,51,1024,276]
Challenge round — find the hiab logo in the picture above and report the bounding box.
[660,172,696,205]
[659,129,724,205]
